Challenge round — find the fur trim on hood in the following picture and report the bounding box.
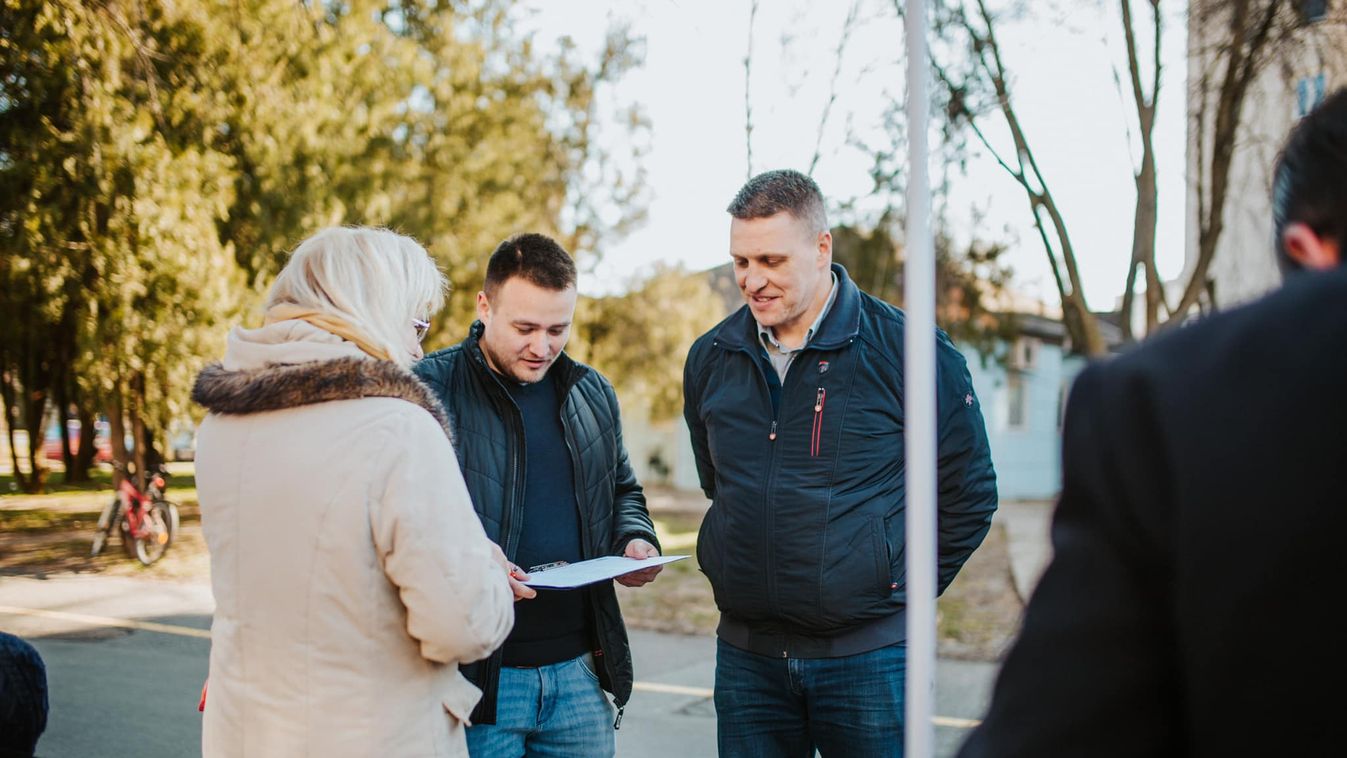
[193,357,451,440]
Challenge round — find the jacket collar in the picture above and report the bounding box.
[714,262,861,351]
[463,321,588,393]
[192,357,451,440]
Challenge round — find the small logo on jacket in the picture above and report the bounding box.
[818,360,830,375]
[964,392,974,407]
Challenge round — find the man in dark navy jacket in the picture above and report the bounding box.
[958,87,1347,758]
[683,169,998,756]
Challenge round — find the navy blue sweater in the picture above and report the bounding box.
[500,371,588,667]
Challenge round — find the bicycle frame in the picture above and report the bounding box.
[116,470,167,540]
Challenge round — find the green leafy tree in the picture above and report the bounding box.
[572,266,723,423]
[1,0,649,491]
[1,0,242,490]
[831,222,1017,363]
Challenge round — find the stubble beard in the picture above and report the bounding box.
[481,340,549,385]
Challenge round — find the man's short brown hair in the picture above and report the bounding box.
[727,169,829,233]
[483,233,577,296]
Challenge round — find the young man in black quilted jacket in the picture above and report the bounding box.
[415,233,661,758]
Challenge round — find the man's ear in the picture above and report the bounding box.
[1283,222,1342,270]
[818,230,833,268]
[476,291,491,322]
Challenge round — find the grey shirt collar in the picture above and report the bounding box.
[757,271,839,381]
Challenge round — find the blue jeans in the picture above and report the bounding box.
[465,654,614,758]
[715,639,906,758]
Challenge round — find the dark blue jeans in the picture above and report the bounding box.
[715,638,905,758]
[465,653,614,758]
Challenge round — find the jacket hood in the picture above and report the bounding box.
[193,356,452,440]
[221,319,368,371]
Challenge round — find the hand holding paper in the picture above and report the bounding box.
[617,538,663,587]
[521,553,689,589]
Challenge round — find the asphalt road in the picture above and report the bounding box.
[2,575,994,757]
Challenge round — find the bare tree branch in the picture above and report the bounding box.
[970,0,1104,353]
[809,0,862,175]
[1171,0,1289,320]
[744,0,759,180]
[1118,0,1165,338]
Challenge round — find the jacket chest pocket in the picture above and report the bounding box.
[779,357,859,469]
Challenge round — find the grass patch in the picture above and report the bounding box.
[0,507,102,533]
[624,507,1023,661]
[1,466,196,497]
[617,510,719,635]
[1,467,116,496]
[937,523,1023,661]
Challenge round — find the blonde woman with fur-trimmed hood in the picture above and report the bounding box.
[192,227,514,757]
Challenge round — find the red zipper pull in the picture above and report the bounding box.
[769,420,777,441]
[814,387,826,412]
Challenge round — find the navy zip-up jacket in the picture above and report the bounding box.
[683,263,998,655]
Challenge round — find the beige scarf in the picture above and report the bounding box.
[263,303,394,363]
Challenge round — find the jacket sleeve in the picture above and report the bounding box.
[957,363,1179,756]
[604,382,660,554]
[682,340,716,500]
[369,415,514,665]
[934,344,999,594]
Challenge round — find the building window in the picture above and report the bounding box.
[1007,337,1038,372]
[1006,371,1028,431]
[1298,73,1326,117]
[1299,0,1330,24]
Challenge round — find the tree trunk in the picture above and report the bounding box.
[69,403,97,482]
[107,385,129,488]
[130,371,149,491]
[1120,259,1141,342]
[1135,152,1162,333]
[1171,0,1283,321]
[1118,0,1165,339]
[54,378,75,476]
[21,385,47,495]
[0,365,30,493]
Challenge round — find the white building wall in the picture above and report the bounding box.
[1186,3,1347,308]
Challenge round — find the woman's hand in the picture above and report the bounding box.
[490,542,537,601]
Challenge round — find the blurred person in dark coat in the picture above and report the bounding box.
[958,90,1347,757]
[0,631,48,758]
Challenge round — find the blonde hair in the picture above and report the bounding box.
[266,227,446,366]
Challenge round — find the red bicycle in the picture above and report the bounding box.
[91,462,180,566]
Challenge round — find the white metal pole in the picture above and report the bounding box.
[904,0,937,755]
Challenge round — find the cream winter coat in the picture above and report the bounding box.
[192,321,513,757]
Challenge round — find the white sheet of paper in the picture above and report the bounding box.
[521,555,689,589]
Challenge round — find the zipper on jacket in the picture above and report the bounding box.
[502,396,526,559]
[810,387,827,457]
[558,372,624,705]
[561,414,609,690]
[729,343,806,625]
[759,355,809,619]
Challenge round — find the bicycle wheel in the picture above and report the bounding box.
[132,501,177,566]
[90,498,119,557]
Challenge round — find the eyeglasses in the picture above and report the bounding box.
[412,318,430,342]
